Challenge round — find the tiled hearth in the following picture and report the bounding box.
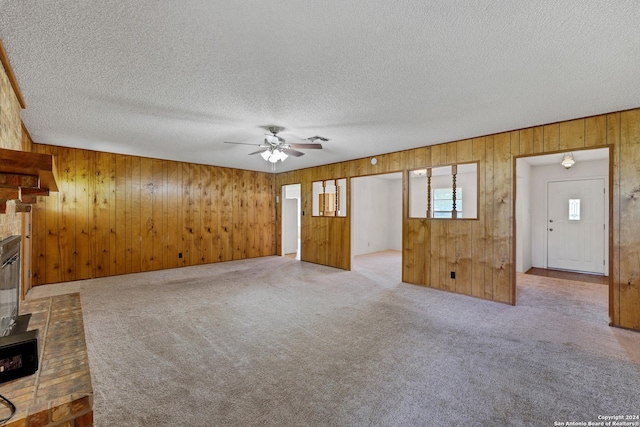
[0,294,93,427]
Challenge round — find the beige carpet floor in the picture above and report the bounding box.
[29,251,640,426]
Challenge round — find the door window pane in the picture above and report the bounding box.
[569,199,580,220]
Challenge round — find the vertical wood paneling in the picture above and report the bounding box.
[519,128,534,156]
[43,145,61,284]
[200,165,213,264]
[256,173,265,257]
[492,133,512,303]
[75,150,93,280]
[108,153,116,277]
[389,151,402,171]
[444,142,458,292]
[483,136,495,299]
[114,155,127,275]
[151,159,164,271]
[607,112,621,325]
[58,147,75,282]
[430,144,446,289]
[219,167,233,262]
[140,157,154,272]
[181,162,192,265]
[164,161,180,269]
[471,137,487,298]
[31,176,46,286]
[543,123,560,152]
[129,156,141,273]
[247,171,257,258]
[618,109,640,330]
[32,146,276,285]
[93,152,112,277]
[232,169,245,260]
[509,131,520,304]
[455,139,473,295]
[191,165,203,264]
[123,155,133,273]
[586,115,607,147]
[532,126,544,154]
[559,118,585,150]
[210,167,221,262]
[402,170,414,284]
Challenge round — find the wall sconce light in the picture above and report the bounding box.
[561,153,575,169]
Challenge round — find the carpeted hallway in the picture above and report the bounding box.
[28,251,640,426]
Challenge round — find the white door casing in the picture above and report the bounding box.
[547,179,605,274]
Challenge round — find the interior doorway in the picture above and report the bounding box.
[281,184,301,260]
[515,147,610,320]
[350,173,402,276]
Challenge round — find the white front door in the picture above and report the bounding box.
[547,179,605,274]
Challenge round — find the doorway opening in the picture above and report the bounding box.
[282,184,301,260]
[515,147,611,322]
[350,173,402,280]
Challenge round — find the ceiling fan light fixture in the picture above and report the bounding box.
[225,125,325,166]
[273,150,288,162]
[261,149,288,163]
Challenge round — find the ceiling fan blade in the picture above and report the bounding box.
[248,149,269,155]
[224,141,262,146]
[283,148,305,157]
[288,143,323,149]
[305,135,330,142]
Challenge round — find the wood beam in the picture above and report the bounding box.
[0,39,26,108]
[0,173,39,188]
[20,188,49,197]
[0,187,20,200]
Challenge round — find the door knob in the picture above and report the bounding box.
[549,219,553,223]
[549,228,553,231]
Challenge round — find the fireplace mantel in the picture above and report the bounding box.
[0,148,58,213]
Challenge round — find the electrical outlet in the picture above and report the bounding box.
[450,271,456,279]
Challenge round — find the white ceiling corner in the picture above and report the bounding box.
[1,1,638,173]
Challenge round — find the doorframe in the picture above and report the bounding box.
[512,146,613,323]
[349,172,403,271]
[281,183,301,258]
[544,177,607,273]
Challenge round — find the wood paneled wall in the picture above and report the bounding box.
[30,144,276,286]
[276,109,640,332]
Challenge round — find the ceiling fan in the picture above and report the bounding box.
[224,126,328,164]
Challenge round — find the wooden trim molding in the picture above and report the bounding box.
[0,38,26,108]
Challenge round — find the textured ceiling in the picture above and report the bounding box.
[1,1,638,173]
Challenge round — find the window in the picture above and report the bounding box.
[433,188,462,218]
[312,178,347,217]
[409,162,478,219]
[569,199,580,220]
